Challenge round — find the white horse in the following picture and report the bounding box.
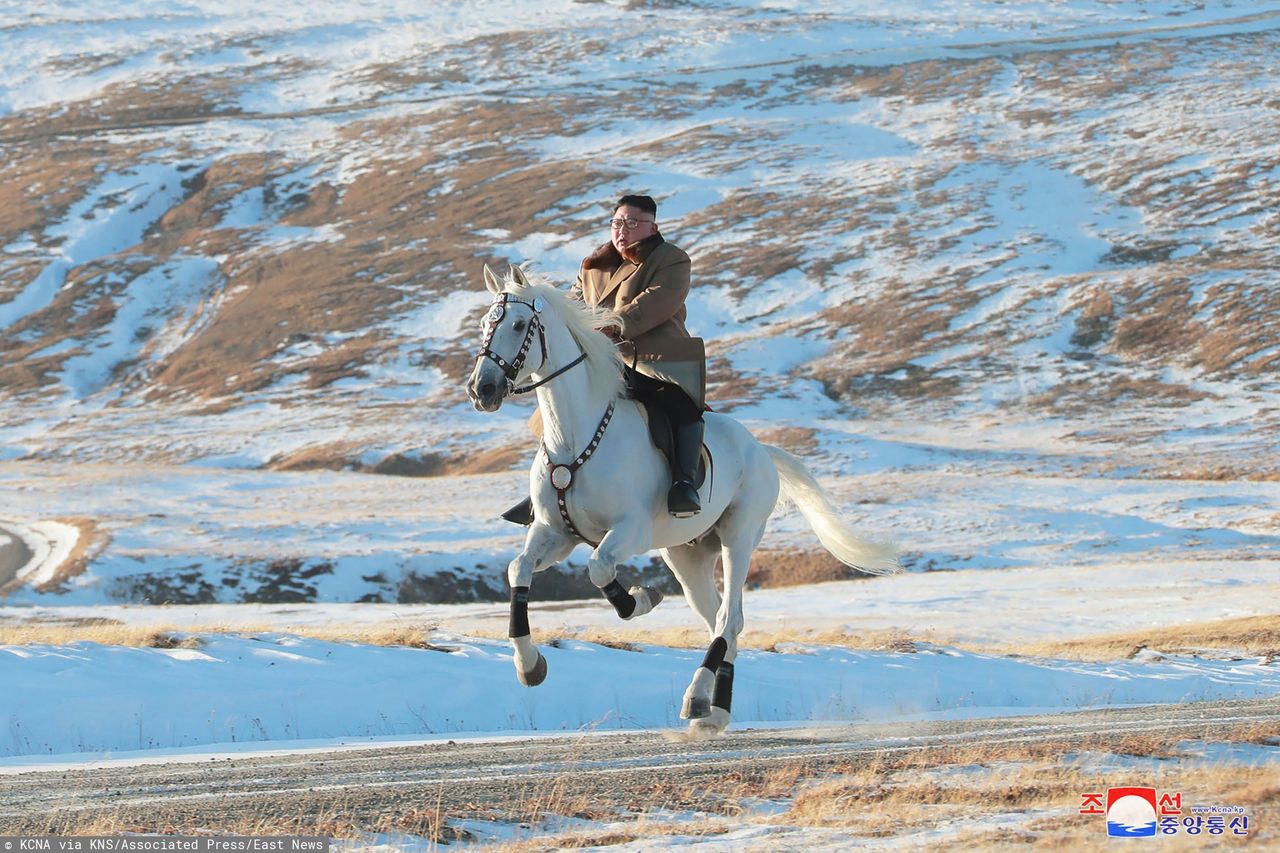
[466,265,899,737]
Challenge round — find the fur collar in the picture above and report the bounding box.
[582,233,665,271]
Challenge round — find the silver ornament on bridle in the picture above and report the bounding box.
[477,292,551,395]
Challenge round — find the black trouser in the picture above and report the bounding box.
[624,366,702,427]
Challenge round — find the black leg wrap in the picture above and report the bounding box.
[509,586,531,638]
[712,662,734,712]
[602,579,635,619]
[701,636,728,673]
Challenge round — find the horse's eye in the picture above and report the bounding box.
[513,320,527,332]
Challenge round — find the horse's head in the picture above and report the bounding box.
[467,264,546,412]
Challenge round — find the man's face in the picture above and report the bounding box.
[609,204,657,254]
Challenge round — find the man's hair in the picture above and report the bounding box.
[615,194,657,217]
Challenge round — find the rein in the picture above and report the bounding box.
[512,352,586,394]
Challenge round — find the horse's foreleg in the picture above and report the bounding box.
[507,586,545,686]
[507,523,574,687]
[587,519,660,620]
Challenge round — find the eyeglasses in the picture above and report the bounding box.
[608,217,655,230]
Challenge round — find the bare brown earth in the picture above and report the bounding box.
[265,444,526,477]
[1007,614,1280,664]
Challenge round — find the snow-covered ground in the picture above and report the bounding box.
[2,590,1278,763]
[3,531,1279,765]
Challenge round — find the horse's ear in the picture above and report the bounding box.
[483,264,502,294]
[510,264,529,288]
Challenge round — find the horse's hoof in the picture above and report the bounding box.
[626,585,663,619]
[517,651,547,687]
[689,707,730,737]
[682,696,710,720]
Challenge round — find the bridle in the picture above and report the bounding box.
[477,288,613,545]
[478,292,586,395]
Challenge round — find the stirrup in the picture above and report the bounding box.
[668,481,700,518]
[501,497,535,526]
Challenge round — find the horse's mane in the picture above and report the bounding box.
[504,268,625,402]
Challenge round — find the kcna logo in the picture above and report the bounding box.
[1106,788,1163,837]
[1080,787,1178,838]
[1081,786,1252,838]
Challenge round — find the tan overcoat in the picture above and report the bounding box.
[573,235,706,407]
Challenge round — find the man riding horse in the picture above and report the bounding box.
[503,193,706,525]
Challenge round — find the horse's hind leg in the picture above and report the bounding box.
[690,513,770,737]
[507,523,574,686]
[662,536,723,721]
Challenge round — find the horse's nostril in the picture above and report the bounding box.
[480,382,497,398]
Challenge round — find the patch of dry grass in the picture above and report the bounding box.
[981,614,1280,662]
[1143,465,1280,482]
[6,609,1275,702]
[490,728,1278,849]
[752,426,820,456]
[0,621,459,650]
[263,443,526,477]
[12,614,1276,667]
[0,621,203,649]
[786,759,1116,826]
[0,607,945,652]
[468,733,1280,851]
[747,547,885,588]
[960,763,1280,851]
[540,625,937,655]
[30,794,471,845]
[481,819,730,853]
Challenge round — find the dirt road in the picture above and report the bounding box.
[2,698,1276,835]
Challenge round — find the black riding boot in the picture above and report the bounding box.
[501,496,535,526]
[668,420,704,517]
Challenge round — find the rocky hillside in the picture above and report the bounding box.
[3,4,1278,479]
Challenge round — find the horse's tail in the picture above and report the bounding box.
[764,445,901,576]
